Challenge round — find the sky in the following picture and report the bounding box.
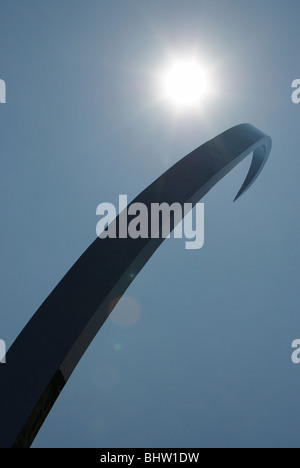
[0,0,299,448]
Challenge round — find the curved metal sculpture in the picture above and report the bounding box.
[0,124,272,448]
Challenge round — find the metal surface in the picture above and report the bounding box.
[0,123,272,447]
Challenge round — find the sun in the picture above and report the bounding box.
[163,59,209,108]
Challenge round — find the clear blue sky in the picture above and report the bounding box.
[0,0,299,448]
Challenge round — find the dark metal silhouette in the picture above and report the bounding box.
[0,124,272,447]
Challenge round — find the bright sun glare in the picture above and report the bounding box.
[163,59,209,108]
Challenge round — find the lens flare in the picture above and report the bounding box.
[109,296,141,328]
[163,59,210,107]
